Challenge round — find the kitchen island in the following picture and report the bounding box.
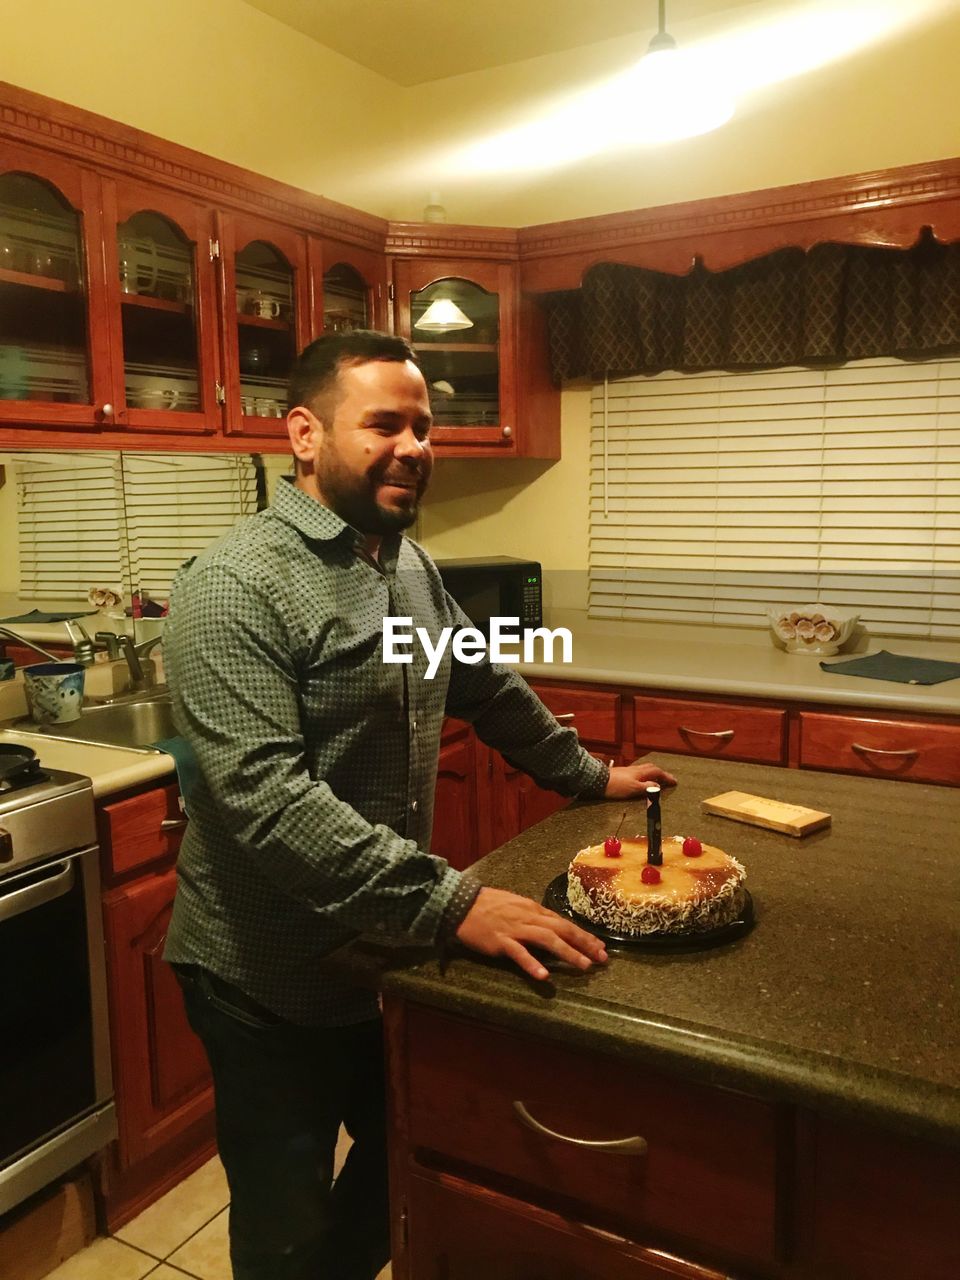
[351,753,959,1280]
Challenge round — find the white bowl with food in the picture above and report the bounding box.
[767,605,858,656]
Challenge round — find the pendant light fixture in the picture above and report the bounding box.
[634,0,734,143]
[414,297,474,333]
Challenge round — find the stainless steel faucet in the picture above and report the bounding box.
[0,625,60,663]
[114,633,164,692]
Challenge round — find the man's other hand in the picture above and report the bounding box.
[455,887,608,982]
[603,762,677,799]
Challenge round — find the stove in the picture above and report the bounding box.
[0,767,97,875]
[0,757,115,1215]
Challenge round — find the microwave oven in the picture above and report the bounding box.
[434,557,543,636]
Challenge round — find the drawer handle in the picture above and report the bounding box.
[161,817,189,831]
[555,713,576,722]
[852,742,919,761]
[512,1101,648,1156]
[679,725,734,741]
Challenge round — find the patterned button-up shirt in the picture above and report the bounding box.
[163,478,607,1025]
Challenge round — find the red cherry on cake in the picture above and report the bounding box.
[603,836,622,858]
[682,837,703,858]
[641,865,661,884]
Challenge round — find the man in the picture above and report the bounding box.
[164,331,674,1280]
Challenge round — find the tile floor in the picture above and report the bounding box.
[44,1132,390,1279]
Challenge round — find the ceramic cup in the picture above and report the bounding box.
[248,292,280,319]
[23,662,86,725]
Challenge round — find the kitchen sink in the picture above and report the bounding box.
[32,695,177,749]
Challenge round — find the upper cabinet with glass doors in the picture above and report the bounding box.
[219,213,310,438]
[310,238,386,337]
[394,255,559,457]
[0,144,113,430]
[393,257,542,456]
[101,180,221,435]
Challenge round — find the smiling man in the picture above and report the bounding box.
[163,331,674,1280]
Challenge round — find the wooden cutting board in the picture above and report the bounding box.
[701,790,831,837]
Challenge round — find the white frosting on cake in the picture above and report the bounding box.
[567,835,746,936]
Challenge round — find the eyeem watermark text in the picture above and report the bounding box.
[383,617,572,680]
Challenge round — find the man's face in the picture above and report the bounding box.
[296,358,434,537]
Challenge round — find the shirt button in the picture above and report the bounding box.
[411,718,417,731]
[411,799,419,812]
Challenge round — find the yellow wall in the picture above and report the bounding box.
[1,0,401,217]
[4,1,959,223]
[416,385,592,586]
[399,1,960,225]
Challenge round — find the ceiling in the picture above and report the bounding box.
[241,0,764,86]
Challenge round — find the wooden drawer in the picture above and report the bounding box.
[405,1168,732,1280]
[99,783,187,877]
[633,695,786,764]
[798,712,960,785]
[403,1007,780,1268]
[530,682,621,747]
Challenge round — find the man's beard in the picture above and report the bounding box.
[319,457,426,535]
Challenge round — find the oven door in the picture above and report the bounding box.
[0,845,116,1212]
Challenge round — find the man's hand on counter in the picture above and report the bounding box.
[604,762,677,799]
[455,887,608,982]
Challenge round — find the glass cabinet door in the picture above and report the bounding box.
[220,214,309,437]
[322,262,369,333]
[309,237,386,336]
[0,148,111,429]
[104,181,221,434]
[394,259,516,448]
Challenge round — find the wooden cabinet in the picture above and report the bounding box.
[798,711,960,786]
[95,782,214,1229]
[405,1169,731,1280]
[400,1006,779,1271]
[220,211,312,438]
[795,1114,960,1280]
[633,693,787,765]
[392,252,559,458]
[387,999,960,1280]
[431,720,479,871]
[0,144,112,429]
[311,236,388,334]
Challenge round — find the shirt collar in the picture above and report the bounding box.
[272,476,403,570]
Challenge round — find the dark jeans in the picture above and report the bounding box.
[174,965,390,1280]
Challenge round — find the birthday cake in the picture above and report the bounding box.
[566,834,747,936]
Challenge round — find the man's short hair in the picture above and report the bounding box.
[288,330,419,423]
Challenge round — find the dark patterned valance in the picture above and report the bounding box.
[544,232,960,382]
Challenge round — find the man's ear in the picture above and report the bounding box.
[287,405,322,468]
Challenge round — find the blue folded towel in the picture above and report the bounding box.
[152,735,199,815]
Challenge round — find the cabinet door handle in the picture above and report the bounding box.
[512,1101,647,1155]
[679,725,735,741]
[852,742,919,761]
[555,712,576,722]
[161,817,189,831]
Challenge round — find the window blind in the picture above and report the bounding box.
[589,357,960,640]
[15,452,128,602]
[121,453,260,600]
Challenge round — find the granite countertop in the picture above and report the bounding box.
[517,611,960,716]
[344,752,960,1147]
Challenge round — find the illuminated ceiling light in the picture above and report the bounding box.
[414,298,474,332]
[631,0,735,144]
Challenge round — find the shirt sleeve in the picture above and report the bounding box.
[165,562,463,945]
[441,597,609,800]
